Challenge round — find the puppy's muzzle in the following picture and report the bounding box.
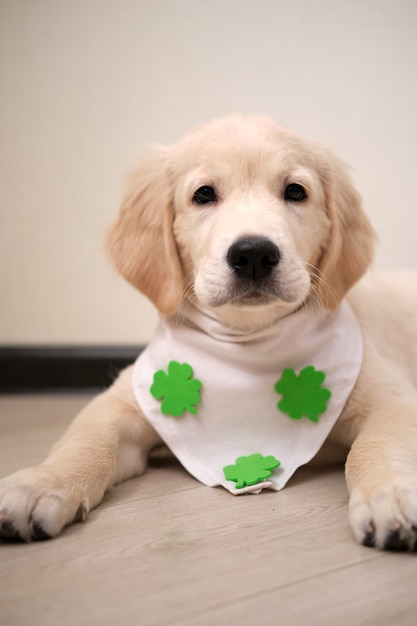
[226,237,280,281]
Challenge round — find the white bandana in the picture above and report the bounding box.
[132,300,362,494]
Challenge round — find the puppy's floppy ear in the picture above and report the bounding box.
[316,151,376,309]
[106,146,184,315]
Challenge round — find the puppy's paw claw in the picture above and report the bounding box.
[0,520,23,542]
[30,520,52,542]
[362,522,375,548]
[73,501,89,523]
[384,529,412,551]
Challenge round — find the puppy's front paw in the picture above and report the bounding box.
[349,478,417,551]
[0,467,88,542]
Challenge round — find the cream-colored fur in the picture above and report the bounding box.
[1,115,416,550]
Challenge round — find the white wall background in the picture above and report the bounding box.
[1,0,416,345]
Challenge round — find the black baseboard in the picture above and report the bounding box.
[0,346,144,392]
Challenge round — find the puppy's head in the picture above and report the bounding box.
[107,115,375,327]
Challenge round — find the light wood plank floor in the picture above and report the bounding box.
[1,394,416,626]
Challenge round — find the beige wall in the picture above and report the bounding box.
[1,0,416,345]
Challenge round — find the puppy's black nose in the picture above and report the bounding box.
[226,237,280,280]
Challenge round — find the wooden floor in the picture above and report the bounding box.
[1,394,416,626]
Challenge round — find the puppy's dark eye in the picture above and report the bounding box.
[192,185,217,205]
[285,183,307,202]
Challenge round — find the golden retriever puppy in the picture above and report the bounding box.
[1,114,417,550]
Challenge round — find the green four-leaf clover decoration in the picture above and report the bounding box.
[150,360,202,417]
[223,453,281,488]
[274,365,331,423]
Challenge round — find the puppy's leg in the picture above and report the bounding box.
[0,367,161,541]
[346,391,417,551]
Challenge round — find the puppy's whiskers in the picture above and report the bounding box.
[305,263,339,312]
[175,270,196,326]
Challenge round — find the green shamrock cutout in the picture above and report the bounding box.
[223,453,281,488]
[150,360,202,417]
[274,365,331,423]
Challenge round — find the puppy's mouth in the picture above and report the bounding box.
[217,279,300,307]
[195,269,310,310]
[231,293,276,306]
